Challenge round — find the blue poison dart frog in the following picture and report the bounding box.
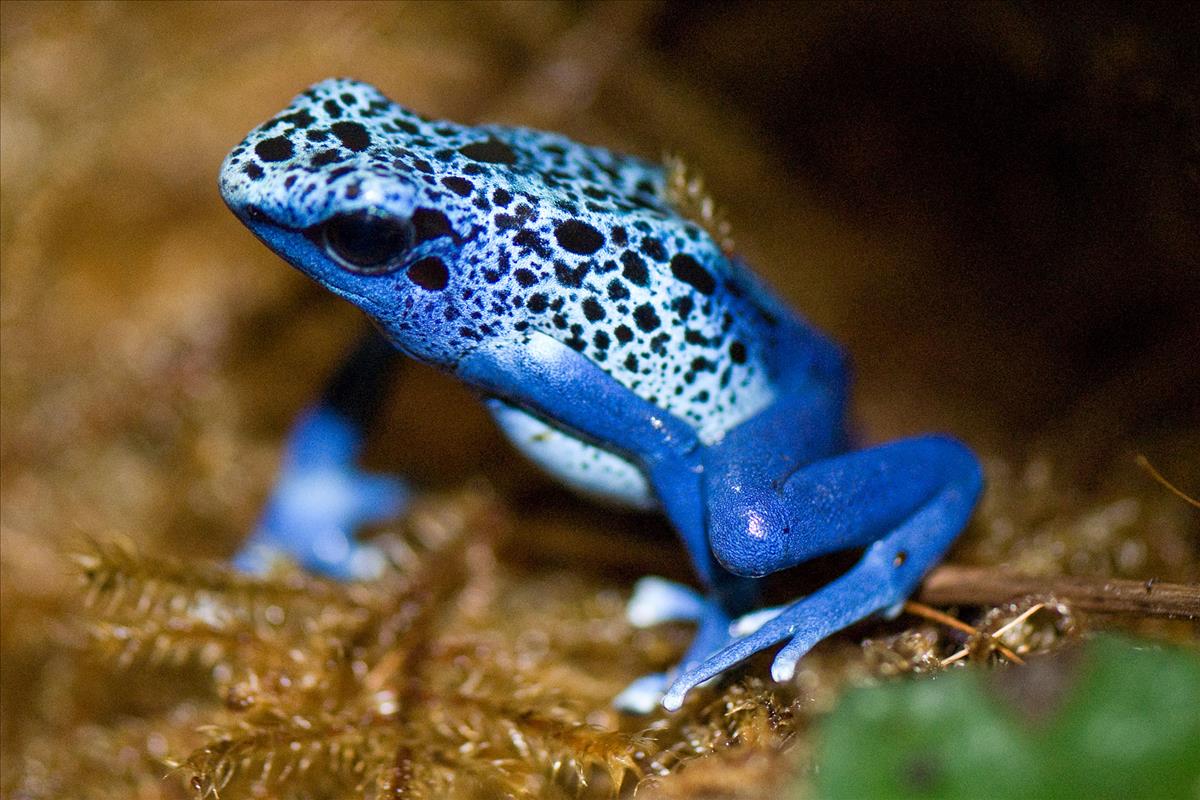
[219,79,983,713]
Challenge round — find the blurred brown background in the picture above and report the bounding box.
[2,1,1197,794]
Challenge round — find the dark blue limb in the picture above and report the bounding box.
[661,434,983,710]
[454,332,730,586]
[235,326,410,579]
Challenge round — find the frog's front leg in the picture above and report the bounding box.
[234,327,409,580]
[661,428,983,710]
[454,333,760,708]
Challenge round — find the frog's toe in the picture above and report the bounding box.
[626,576,705,628]
[662,620,794,711]
[614,672,670,714]
[770,635,819,683]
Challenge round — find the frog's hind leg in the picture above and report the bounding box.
[234,327,410,580]
[661,433,982,710]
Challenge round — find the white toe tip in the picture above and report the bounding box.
[771,659,797,683]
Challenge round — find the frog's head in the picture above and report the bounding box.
[222,79,712,371]
[220,79,481,365]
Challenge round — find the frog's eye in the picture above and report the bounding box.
[319,211,412,274]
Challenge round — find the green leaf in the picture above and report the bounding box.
[814,634,1200,800]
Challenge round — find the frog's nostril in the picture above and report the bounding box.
[245,205,270,224]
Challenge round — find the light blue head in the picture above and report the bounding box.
[219,79,495,365]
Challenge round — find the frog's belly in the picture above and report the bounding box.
[487,400,656,510]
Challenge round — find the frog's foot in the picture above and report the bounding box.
[234,410,410,580]
[662,541,910,711]
[625,576,705,628]
[616,594,736,714]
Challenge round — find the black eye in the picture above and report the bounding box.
[320,211,412,273]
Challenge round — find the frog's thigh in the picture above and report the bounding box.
[487,399,656,510]
[704,435,982,578]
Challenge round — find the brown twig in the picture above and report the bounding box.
[1136,454,1200,508]
[919,565,1200,619]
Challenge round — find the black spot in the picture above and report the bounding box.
[552,314,568,329]
[328,164,355,180]
[673,295,695,319]
[483,250,510,283]
[607,279,630,300]
[459,138,516,164]
[306,128,329,142]
[581,297,606,322]
[624,354,639,371]
[684,329,708,345]
[441,176,474,197]
[492,188,512,206]
[620,251,649,286]
[344,183,360,199]
[610,225,628,246]
[411,158,433,174]
[281,109,316,128]
[527,293,549,313]
[323,99,342,118]
[393,118,419,134]
[411,208,454,242]
[729,341,748,364]
[514,268,538,287]
[633,303,661,332]
[593,330,611,350]
[554,260,589,288]
[691,356,715,373]
[331,121,371,152]
[640,237,667,262]
[565,335,587,352]
[339,92,356,106]
[310,149,341,167]
[255,136,293,162]
[495,204,534,231]
[283,174,297,188]
[242,162,264,179]
[514,229,550,258]
[670,253,716,295]
[554,220,605,255]
[408,257,449,291]
[615,324,633,343]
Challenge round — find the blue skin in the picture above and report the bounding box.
[219,79,983,712]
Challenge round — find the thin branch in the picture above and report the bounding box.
[919,565,1200,619]
[1136,453,1200,508]
[902,600,1025,664]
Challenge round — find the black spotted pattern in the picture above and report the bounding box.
[220,77,779,446]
